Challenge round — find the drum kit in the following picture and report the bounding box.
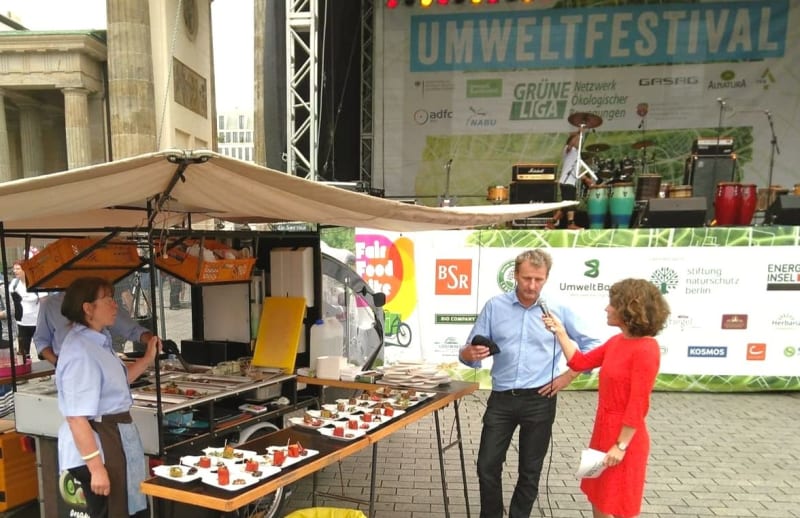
[566,111,665,229]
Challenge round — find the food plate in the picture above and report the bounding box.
[318,426,367,441]
[263,446,319,468]
[152,464,202,483]
[287,416,330,430]
[199,466,280,491]
[335,398,378,408]
[202,447,257,460]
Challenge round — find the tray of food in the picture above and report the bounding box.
[264,444,318,468]
[152,464,202,482]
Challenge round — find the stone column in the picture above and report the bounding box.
[62,87,92,169]
[0,89,12,182]
[18,101,44,178]
[106,0,157,159]
[253,0,265,166]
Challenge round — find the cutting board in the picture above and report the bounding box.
[251,296,306,372]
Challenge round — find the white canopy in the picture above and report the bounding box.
[0,150,574,232]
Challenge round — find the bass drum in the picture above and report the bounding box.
[234,422,288,518]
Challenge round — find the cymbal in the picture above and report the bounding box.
[567,112,603,129]
[586,143,610,153]
[632,139,655,150]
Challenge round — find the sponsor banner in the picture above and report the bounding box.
[356,226,800,391]
[376,0,800,207]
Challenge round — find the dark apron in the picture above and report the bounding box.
[90,411,132,518]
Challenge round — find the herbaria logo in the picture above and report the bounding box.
[766,263,800,291]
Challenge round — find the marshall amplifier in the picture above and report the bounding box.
[512,163,557,182]
[691,137,734,156]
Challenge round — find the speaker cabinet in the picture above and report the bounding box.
[684,155,736,218]
[642,197,707,228]
[766,195,800,225]
[509,181,557,204]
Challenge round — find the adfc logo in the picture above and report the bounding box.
[435,259,472,295]
[497,260,516,293]
[650,267,679,294]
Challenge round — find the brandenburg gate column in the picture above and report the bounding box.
[106,0,157,159]
[18,101,44,178]
[0,89,12,182]
[62,87,92,169]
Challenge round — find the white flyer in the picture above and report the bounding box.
[576,448,607,479]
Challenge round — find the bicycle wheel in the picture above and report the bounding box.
[234,423,289,518]
[397,322,412,347]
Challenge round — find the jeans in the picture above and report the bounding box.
[477,390,558,518]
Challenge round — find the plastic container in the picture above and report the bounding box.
[309,317,344,372]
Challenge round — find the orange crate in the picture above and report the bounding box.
[0,431,38,511]
[22,238,143,290]
[155,239,255,285]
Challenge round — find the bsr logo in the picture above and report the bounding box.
[435,259,472,295]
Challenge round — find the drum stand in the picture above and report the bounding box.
[572,125,599,182]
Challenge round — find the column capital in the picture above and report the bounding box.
[61,86,93,96]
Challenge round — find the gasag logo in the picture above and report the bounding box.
[413,108,452,125]
[746,343,766,361]
[497,260,516,293]
[721,314,748,330]
[584,259,600,279]
[651,267,679,294]
[466,106,496,128]
[639,76,699,87]
[509,79,569,121]
[435,259,472,295]
[688,346,727,358]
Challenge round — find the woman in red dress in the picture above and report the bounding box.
[543,278,669,518]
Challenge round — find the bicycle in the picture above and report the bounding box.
[384,311,412,347]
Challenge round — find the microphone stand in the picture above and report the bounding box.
[639,117,647,175]
[765,110,780,190]
[438,159,456,207]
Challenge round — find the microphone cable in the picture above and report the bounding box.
[538,300,560,517]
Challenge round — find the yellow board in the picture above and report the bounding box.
[252,296,307,372]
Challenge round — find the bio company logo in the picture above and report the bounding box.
[497,260,516,293]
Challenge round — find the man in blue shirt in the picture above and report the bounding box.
[33,291,153,367]
[460,249,600,518]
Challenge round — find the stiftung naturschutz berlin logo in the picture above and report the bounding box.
[497,260,516,293]
[650,267,679,294]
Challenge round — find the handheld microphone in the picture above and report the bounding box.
[539,299,555,332]
[471,334,501,356]
[637,120,644,129]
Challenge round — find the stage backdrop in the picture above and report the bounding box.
[375,0,800,203]
[355,227,800,392]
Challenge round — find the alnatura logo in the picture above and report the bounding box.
[497,260,516,293]
[688,346,727,358]
[651,267,679,294]
[584,259,600,279]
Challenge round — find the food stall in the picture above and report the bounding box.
[0,150,569,517]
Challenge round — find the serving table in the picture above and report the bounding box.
[141,378,478,517]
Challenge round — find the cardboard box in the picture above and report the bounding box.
[156,239,255,285]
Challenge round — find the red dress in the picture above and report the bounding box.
[567,334,660,517]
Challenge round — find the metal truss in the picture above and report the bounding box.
[359,0,374,188]
[286,0,318,179]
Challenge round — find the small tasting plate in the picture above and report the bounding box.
[152,464,202,483]
[287,417,331,430]
[200,466,280,491]
[263,446,319,468]
[318,426,367,441]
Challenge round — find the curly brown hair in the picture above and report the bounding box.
[609,278,670,337]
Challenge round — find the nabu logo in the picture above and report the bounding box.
[584,259,599,278]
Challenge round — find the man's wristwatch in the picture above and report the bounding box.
[616,441,628,451]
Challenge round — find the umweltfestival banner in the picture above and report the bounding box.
[375,0,800,203]
[355,226,800,392]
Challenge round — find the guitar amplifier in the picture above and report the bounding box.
[512,163,557,182]
[691,137,734,156]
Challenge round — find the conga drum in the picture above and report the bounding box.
[794,184,800,196]
[487,185,509,203]
[636,174,661,200]
[668,185,692,198]
[609,182,635,228]
[736,184,757,225]
[714,182,740,225]
[586,184,609,229]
